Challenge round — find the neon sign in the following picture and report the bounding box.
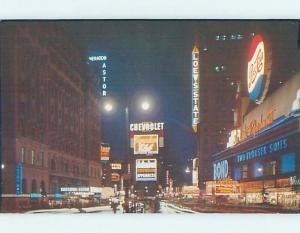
[247,34,271,104]
[192,46,200,133]
[16,162,23,195]
[88,55,109,97]
[236,138,288,163]
[129,122,164,132]
[213,160,229,180]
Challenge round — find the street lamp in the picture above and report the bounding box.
[104,102,113,112]
[102,96,154,195]
[185,166,191,174]
[141,101,150,111]
[1,164,4,169]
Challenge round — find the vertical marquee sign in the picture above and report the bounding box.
[247,34,272,104]
[192,46,200,133]
[16,162,23,195]
[88,55,109,97]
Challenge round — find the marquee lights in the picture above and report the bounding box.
[192,46,200,133]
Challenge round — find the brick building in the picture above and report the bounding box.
[1,22,102,211]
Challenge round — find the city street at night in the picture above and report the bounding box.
[1,20,300,214]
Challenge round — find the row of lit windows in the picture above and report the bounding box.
[234,153,296,180]
[20,147,46,167]
[19,146,95,178]
[49,158,87,177]
[215,34,244,41]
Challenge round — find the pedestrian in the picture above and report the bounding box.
[112,196,119,214]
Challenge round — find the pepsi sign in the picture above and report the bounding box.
[247,34,271,104]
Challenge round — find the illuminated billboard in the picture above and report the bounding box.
[133,134,158,155]
[192,158,198,186]
[111,163,122,170]
[192,45,200,133]
[136,159,157,181]
[247,34,271,104]
[130,122,164,132]
[100,143,110,161]
[111,173,120,182]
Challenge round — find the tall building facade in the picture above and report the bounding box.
[1,22,102,211]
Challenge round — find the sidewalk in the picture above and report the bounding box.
[26,205,122,214]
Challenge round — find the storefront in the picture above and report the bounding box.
[211,108,300,210]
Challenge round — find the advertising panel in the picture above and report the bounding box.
[100,143,110,161]
[136,158,157,181]
[192,158,199,186]
[215,184,240,195]
[206,180,240,195]
[213,160,229,180]
[247,34,271,104]
[133,134,158,155]
[130,122,164,132]
[110,163,122,170]
[236,137,288,163]
[111,173,120,182]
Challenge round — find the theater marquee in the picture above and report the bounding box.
[192,45,200,133]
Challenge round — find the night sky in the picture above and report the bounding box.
[68,21,199,171]
[66,20,299,182]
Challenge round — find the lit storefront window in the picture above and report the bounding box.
[280,153,296,173]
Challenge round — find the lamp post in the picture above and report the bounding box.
[0,163,4,211]
[102,97,152,196]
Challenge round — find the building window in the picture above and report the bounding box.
[20,147,25,163]
[40,180,46,195]
[64,162,69,172]
[41,152,44,167]
[22,178,27,194]
[50,182,58,194]
[31,150,35,165]
[31,179,37,193]
[234,167,241,180]
[50,159,56,171]
[280,153,296,174]
[242,164,248,179]
[253,162,263,177]
[265,161,277,176]
[271,161,276,175]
